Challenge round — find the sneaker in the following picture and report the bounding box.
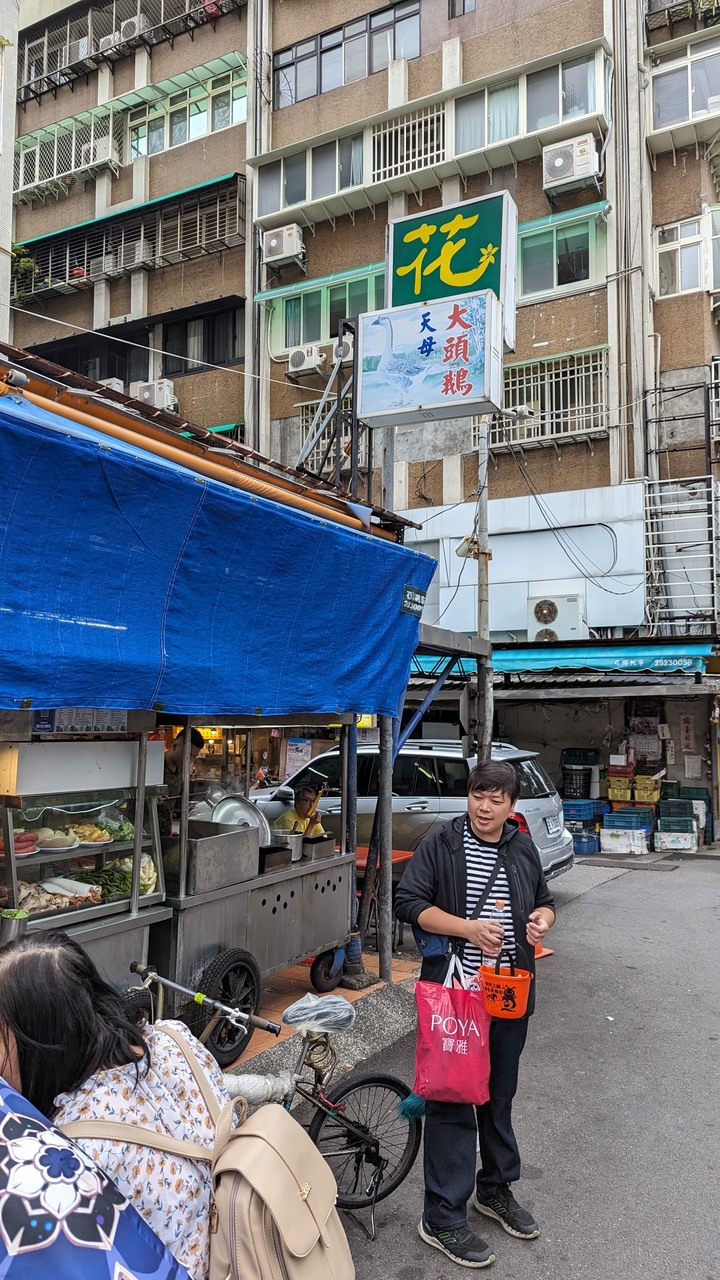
[471,1185,540,1240]
[418,1219,495,1268]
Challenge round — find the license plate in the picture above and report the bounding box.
[545,815,562,835]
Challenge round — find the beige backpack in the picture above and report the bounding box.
[63,1023,355,1280]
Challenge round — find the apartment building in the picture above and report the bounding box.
[1,0,19,339]
[10,0,248,431]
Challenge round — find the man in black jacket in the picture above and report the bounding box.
[395,759,556,1270]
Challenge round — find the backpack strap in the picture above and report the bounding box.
[61,1118,211,1163]
[154,1022,224,1125]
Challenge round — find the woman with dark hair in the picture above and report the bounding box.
[0,931,228,1280]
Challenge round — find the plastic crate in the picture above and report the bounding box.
[607,764,635,778]
[658,817,696,832]
[661,780,680,798]
[566,819,595,834]
[572,833,599,855]
[678,787,710,800]
[634,786,661,803]
[658,799,694,817]
[563,800,596,820]
[593,800,612,816]
[607,784,632,802]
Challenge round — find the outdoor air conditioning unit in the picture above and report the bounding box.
[98,32,121,52]
[332,335,354,364]
[262,224,305,266]
[119,241,150,269]
[128,380,145,399]
[120,13,151,39]
[527,594,589,642]
[287,346,326,375]
[63,37,90,66]
[542,134,599,193]
[89,254,116,279]
[137,379,178,410]
[99,377,124,393]
[81,138,120,168]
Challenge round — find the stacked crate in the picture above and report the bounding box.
[600,805,654,856]
[606,762,634,803]
[564,800,599,854]
[655,799,698,852]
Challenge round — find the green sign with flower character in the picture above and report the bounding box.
[388,192,517,351]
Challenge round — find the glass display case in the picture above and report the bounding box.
[0,786,166,926]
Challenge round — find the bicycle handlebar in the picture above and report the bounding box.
[129,962,281,1036]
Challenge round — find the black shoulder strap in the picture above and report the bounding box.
[469,851,504,921]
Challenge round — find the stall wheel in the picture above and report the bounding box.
[309,947,345,993]
[183,947,262,1067]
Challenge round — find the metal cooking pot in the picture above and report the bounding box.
[271,829,304,861]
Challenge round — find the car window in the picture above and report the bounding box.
[392,755,438,797]
[357,755,378,797]
[436,757,469,797]
[292,755,341,796]
[515,758,554,798]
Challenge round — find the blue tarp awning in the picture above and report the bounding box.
[412,643,713,679]
[0,393,435,717]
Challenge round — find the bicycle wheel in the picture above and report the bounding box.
[184,948,261,1067]
[307,1073,421,1209]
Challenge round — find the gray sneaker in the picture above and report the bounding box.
[471,1184,540,1239]
[418,1219,495,1268]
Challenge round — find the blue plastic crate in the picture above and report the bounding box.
[593,800,611,816]
[563,800,596,820]
[603,811,654,831]
[572,833,599,855]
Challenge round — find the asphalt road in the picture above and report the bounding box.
[341,853,720,1280]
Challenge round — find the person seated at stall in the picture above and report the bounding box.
[273,785,327,835]
[158,728,205,840]
[0,1071,190,1278]
[0,931,228,1280]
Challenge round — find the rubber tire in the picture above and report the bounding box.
[184,948,262,1067]
[120,985,154,1024]
[309,949,342,993]
[307,1073,421,1209]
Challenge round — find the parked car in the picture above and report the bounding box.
[256,740,573,880]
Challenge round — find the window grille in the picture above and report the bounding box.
[372,102,446,183]
[471,349,609,450]
[711,361,720,446]
[298,396,366,472]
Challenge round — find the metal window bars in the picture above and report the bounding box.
[644,475,720,633]
[17,0,246,104]
[472,349,609,451]
[298,396,367,474]
[11,176,245,304]
[372,102,446,184]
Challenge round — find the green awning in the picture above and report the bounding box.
[255,261,384,304]
[20,173,240,245]
[518,199,610,235]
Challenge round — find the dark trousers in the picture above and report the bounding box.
[423,1017,529,1230]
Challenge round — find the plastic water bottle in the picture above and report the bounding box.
[489,898,505,960]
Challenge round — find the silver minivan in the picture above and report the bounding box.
[257,740,573,880]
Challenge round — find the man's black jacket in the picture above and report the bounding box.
[395,815,556,1016]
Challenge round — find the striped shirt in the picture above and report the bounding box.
[462,819,517,983]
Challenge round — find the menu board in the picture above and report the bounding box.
[32,709,128,734]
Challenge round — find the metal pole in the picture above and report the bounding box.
[177,726,192,900]
[377,714,394,982]
[243,730,252,797]
[130,732,147,916]
[477,419,493,760]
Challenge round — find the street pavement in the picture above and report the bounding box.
[341,853,720,1280]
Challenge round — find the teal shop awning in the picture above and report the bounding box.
[411,644,714,679]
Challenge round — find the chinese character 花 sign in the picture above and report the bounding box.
[356,290,503,429]
[389,192,517,351]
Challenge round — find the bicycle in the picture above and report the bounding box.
[127,962,421,1237]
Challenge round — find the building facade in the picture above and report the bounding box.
[1,0,20,340]
[7,0,720,641]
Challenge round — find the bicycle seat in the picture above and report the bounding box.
[282,993,356,1033]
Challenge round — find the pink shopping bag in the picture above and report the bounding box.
[413,954,491,1105]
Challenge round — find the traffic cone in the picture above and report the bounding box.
[535,941,554,959]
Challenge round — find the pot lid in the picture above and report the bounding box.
[211,795,272,847]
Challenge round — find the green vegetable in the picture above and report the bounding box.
[115,854,157,894]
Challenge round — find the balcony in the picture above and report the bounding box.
[472,349,610,455]
[645,475,720,633]
[11,175,245,305]
[646,0,720,35]
[18,0,246,105]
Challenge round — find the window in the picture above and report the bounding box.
[392,755,437,797]
[162,306,245,377]
[272,2,420,108]
[128,71,246,163]
[293,756,341,795]
[516,760,553,799]
[259,134,363,214]
[455,90,484,154]
[525,55,595,131]
[273,271,385,351]
[478,349,609,449]
[657,218,703,296]
[449,0,476,15]
[436,758,469,797]
[519,214,602,300]
[652,37,720,131]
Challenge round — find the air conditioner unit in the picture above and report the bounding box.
[137,379,177,410]
[81,138,120,168]
[262,224,305,266]
[332,335,354,364]
[98,32,121,52]
[542,134,599,193]
[120,13,151,40]
[99,377,124,393]
[63,37,90,66]
[527,594,589,642]
[89,254,116,279]
[128,380,145,399]
[119,241,150,269]
[287,346,325,375]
